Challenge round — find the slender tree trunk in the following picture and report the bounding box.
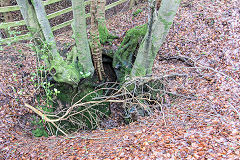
[97,0,106,28]
[131,0,180,77]
[90,0,105,81]
[97,0,107,44]
[72,0,94,75]
[31,0,59,59]
[16,0,46,61]
[97,0,118,44]
[0,0,13,38]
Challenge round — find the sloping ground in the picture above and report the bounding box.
[0,0,239,159]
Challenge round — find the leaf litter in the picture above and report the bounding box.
[0,0,239,159]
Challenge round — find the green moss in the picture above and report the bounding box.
[98,25,118,44]
[133,64,147,77]
[50,53,91,87]
[113,24,147,82]
[51,76,110,131]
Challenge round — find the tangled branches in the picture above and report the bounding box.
[25,73,193,136]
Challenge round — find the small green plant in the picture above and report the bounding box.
[133,9,142,17]
[30,62,60,107]
[32,127,48,137]
[31,116,49,137]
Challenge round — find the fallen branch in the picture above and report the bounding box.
[159,55,240,87]
[158,55,195,67]
[25,103,68,136]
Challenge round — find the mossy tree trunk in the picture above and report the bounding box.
[17,0,94,87]
[112,24,147,81]
[15,0,44,41]
[97,0,108,44]
[16,0,47,68]
[97,0,118,44]
[131,0,181,77]
[30,0,59,58]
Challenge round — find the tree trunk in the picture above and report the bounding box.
[0,0,13,38]
[16,0,46,61]
[97,0,118,44]
[72,0,94,76]
[31,0,59,59]
[131,0,180,77]
[90,0,105,81]
[17,0,93,86]
[112,24,147,82]
[97,0,107,44]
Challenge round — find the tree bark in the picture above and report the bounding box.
[72,0,94,76]
[16,0,46,60]
[90,0,105,81]
[97,0,107,44]
[97,0,118,44]
[131,0,180,77]
[31,0,59,59]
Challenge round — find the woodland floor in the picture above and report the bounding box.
[0,0,240,159]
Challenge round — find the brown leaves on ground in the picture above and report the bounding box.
[0,0,239,159]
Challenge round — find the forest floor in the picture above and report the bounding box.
[0,0,240,159]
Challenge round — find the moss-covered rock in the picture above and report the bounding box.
[31,116,49,137]
[113,24,147,82]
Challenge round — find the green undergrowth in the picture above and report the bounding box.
[32,76,111,137]
[31,116,49,137]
